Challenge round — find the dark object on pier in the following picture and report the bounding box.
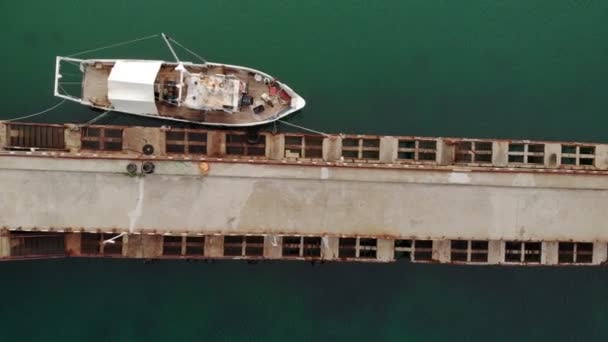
[142,144,154,155]
[142,162,155,174]
[126,163,138,175]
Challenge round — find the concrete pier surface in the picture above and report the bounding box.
[1,121,608,265]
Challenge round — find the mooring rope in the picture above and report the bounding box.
[103,232,126,245]
[4,99,67,122]
[63,60,81,68]
[278,119,329,137]
[67,33,160,57]
[59,84,113,127]
[168,37,208,63]
[4,33,175,124]
[80,109,113,127]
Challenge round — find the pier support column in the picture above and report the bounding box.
[487,240,503,264]
[124,234,162,258]
[321,235,339,260]
[124,127,163,155]
[142,234,163,258]
[265,134,285,160]
[205,235,224,258]
[433,240,451,263]
[264,235,283,259]
[376,238,394,262]
[64,124,81,153]
[0,230,9,258]
[492,142,509,167]
[379,137,397,163]
[436,138,455,165]
[323,137,342,162]
[593,242,607,265]
[595,145,608,170]
[65,233,82,256]
[543,241,559,265]
[124,234,141,258]
[0,122,7,149]
[206,131,225,157]
[544,143,561,168]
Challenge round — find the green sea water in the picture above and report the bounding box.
[1,1,608,341]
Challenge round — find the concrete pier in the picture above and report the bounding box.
[1,121,608,266]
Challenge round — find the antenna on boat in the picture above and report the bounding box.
[161,32,181,62]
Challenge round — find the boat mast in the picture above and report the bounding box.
[161,33,180,62]
[161,33,186,107]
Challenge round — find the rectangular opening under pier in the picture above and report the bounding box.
[1,231,607,266]
[2,121,608,266]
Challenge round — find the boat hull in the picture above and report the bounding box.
[54,57,306,127]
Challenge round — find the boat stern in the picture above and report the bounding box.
[54,56,91,106]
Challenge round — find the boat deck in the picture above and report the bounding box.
[82,64,111,107]
[81,62,291,125]
[156,65,291,124]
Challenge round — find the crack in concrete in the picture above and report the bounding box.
[128,177,145,232]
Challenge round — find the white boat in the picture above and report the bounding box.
[53,34,305,127]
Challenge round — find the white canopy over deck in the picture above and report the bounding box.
[107,60,163,115]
